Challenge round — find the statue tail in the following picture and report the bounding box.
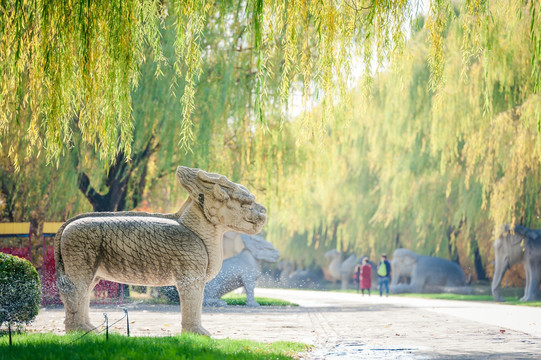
[54,220,77,294]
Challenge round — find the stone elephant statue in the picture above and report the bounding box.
[391,248,467,293]
[492,225,541,302]
[284,268,323,289]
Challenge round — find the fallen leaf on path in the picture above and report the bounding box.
[499,330,506,334]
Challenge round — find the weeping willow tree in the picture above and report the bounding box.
[268,0,540,280]
[0,1,292,214]
[4,0,536,169]
[1,0,540,280]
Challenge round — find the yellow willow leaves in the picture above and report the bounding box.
[2,0,430,168]
[0,0,163,166]
[5,0,535,172]
[175,0,211,152]
[264,1,540,266]
[426,0,452,90]
[462,96,541,226]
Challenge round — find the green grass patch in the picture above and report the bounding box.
[397,293,541,306]
[221,294,298,307]
[0,332,308,360]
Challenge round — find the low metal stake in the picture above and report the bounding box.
[104,313,109,341]
[123,308,130,337]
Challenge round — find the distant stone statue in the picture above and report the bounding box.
[390,248,467,293]
[325,250,360,289]
[55,166,267,335]
[278,260,294,285]
[222,231,245,259]
[325,249,343,282]
[203,234,279,307]
[284,268,323,289]
[340,254,359,290]
[492,225,541,301]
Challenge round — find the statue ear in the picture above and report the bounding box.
[213,183,230,202]
[177,166,228,203]
[176,166,201,201]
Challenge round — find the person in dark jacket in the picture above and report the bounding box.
[377,253,391,296]
[353,264,361,293]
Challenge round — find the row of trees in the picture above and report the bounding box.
[267,1,540,284]
[1,1,540,284]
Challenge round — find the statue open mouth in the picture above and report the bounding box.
[244,202,267,226]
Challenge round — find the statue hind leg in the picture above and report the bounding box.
[59,268,98,332]
[244,277,260,307]
[82,278,100,328]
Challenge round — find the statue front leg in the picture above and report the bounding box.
[244,278,260,307]
[520,262,532,301]
[177,280,210,336]
[521,261,540,301]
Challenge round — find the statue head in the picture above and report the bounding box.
[176,166,267,234]
[493,224,526,269]
[240,234,280,263]
[391,248,418,272]
[325,249,342,262]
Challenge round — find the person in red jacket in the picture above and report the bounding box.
[360,257,372,296]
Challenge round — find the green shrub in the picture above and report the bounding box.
[0,253,41,327]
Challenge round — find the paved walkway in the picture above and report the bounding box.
[30,288,541,359]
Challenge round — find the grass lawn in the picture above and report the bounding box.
[123,288,298,307]
[397,293,541,307]
[0,332,308,360]
[221,294,298,307]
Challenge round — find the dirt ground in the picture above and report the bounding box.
[28,288,541,359]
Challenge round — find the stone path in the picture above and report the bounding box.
[29,288,541,359]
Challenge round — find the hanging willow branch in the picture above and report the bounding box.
[1,0,537,169]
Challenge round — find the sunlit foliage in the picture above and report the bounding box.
[1,0,489,168]
[1,0,540,284]
[268,0,540,282]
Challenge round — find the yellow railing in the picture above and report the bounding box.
[0,222,63,235]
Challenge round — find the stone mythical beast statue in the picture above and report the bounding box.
[325,250,359,289]
[203,234,279,307]
[54,166,266,335]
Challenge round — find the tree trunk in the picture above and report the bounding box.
[77,137,156,212]
[29,208,45,268]
[471,235,487,281]
[446,226,460,264]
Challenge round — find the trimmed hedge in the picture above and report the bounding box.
[0,252,41,326]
